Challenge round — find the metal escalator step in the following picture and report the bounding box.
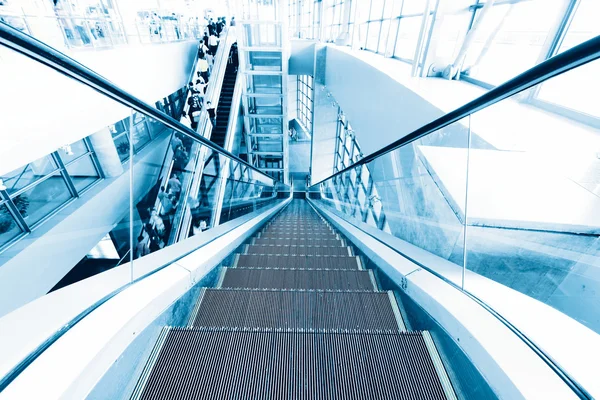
[253,237,344,246]
[219,268,376,290]
[133,329,454,400]
[245,244,352,256]
[259,231,338,239]
[233,254,362,269]
[190,289,403,331]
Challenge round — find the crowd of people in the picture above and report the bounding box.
[185,16,236,130]
[135,16,236,259]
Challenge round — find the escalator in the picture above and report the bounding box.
[131,200,457,399]
[209,45,238,148]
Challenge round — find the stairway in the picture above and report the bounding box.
[210,46,238,148]
[131,200,458,399]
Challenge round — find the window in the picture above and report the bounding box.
[57,139,101,193]
[323,0,349,42]
[535,0,600,118]
[334,110,363,173]
[0,137,103,244]
[297,75,314,133]
[394,16,423,61]
[246,51,283,71]
[248,75,283,94]
[462,0,565,86]
[0,154,73,236]
[248,97,284,115]
[0,201,25,248]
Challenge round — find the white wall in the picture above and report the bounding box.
[0,40,197,176]
[289,40,316,76]
[322,46,445,156]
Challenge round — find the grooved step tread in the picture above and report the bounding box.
[245,244,351,256]
[254,238,343,246]
[191,289,402,331]
[134,329,452,400]
[233,254,361,270]
[220,268,375,291]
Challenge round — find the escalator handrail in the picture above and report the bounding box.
[0,22,278,186]
[310,35,600,187]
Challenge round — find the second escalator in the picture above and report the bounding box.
[210,45,238,148]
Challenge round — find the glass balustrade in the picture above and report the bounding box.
[0,36,283,334]
[311,55,600,392]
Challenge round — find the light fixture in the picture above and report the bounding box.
[0,179,6,191]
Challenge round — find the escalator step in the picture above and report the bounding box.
[245,244,352,256]
[133,329,454,400]
[219,268,376,290]
[253,237,344,246]
[233,254,362,269]
[190,289,403,331]
[259,231,339,240]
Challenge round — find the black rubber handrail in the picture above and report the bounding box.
[311,35,600,187]
[0,22,277,185]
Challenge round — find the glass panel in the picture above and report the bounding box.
[356,22,369,49]
[133,114,282,272]
[14,176,72,227]
[535,0,600,118]
[131,119,151,151]
[383,0,397,19]
[366,21,381,51]
[113,134,131,163]
[248,97,284,115]
[58,139,89,164]
[401,0,428,15]
[65,155,100,193]
[369,0,385,20]
[536,59,599,118]
[378,19,391,53]
[0,45,134,349]
[386,18,400,55]
[316,117,471,287]
[555,0,599,53]
[1,155,59,195]
[394,16,422,60]
[467,69,600,335]
[0,202,24,248]
[243,23,282,47]
[355,0,371,24]
[247,51,283,71]
[462,0,565,86]
[248,75,283,94]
